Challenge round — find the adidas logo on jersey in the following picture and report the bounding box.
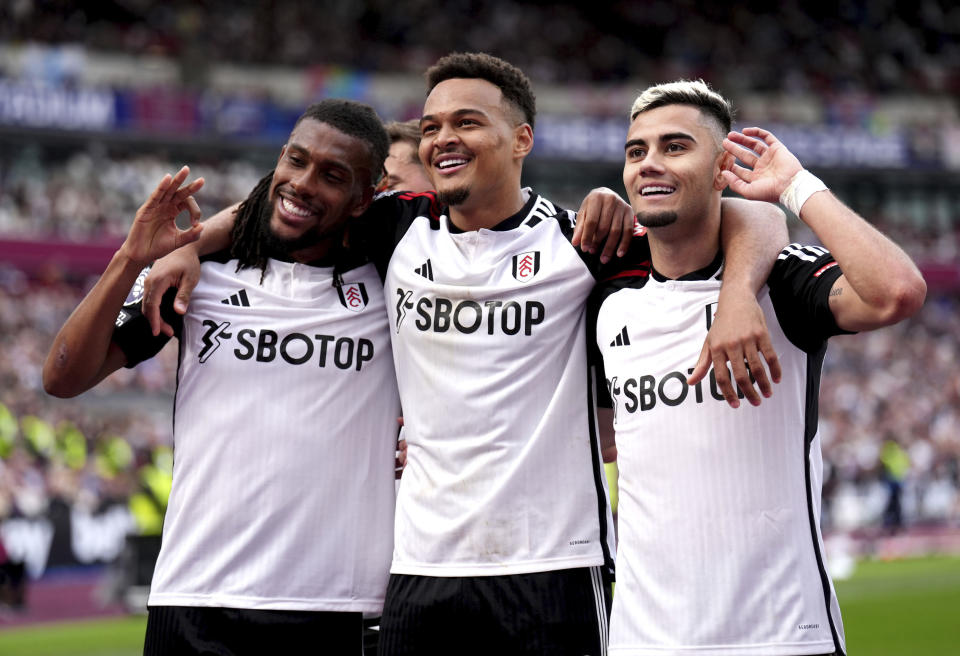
[414,260,434,281]
[512,251,540,283]
[221,289,250,307]
[610,326,631,347]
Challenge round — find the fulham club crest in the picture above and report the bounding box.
[338,282,369,312]
[512,251,540,283]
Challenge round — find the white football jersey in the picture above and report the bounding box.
[592,244,848,655]
[366,189,616,577]
[114,255,399,612]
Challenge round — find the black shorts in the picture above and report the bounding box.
[144,605,364,655]
[378,566,611,656]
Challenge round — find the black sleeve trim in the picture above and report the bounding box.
[352,192,443,280]
[768,244,852,353]
[112,287,181,367]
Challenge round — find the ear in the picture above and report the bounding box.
[277,144,288,167]
[513,123,534,159]
[714,151,734,191]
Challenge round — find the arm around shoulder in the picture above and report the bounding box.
[719,197,789,295]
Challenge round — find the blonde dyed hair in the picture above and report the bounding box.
[629,79,734,148]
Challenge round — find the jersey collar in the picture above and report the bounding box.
[650,249,724,282]
[446,189,538,234]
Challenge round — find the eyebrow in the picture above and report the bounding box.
[287,142,353,174]
[420,107,488,126]
[624,131,697,151]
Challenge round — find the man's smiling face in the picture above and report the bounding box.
[418,77,525,209]
[268,118,372,259]
[622,104,727,231]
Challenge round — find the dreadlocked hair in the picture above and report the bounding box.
[229,169,356,288]
[230,170,275,282]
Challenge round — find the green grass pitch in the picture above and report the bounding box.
[0,615,147,656]
[832,555,960,655]
[0,556,957,655]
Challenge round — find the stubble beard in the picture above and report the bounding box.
[264,224,329,257]
[438,186,470,207]
[635,211,678,229]
[264,198,336,258]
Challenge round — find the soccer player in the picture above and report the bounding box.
[142,54,787,655]
[591,80,926,655]
[381,119,434,193]
[42,100,400,655]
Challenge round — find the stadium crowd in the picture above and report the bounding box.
[0,146,957,537]
[1,0,956,94]
[0,263,177,529]
[1,140,957,263]
[0,143,262,243]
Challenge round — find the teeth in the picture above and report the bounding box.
[641,186,675,196]
[282,197,311,217]
[438,158,468,169]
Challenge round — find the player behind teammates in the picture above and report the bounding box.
[381,119,434,193]
[43,100,400,655]
[590,80,926,655]
[142,53,788,655]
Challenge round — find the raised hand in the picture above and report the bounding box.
[119,166,204,267]
[721,128,803,203]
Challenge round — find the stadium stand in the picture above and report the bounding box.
[0,1,957,622]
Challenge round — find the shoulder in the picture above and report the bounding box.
[589,235,653,308]
[525,193,577,235]
[200,249,233,265]
[597,234,652,284]
[371,190,444,225]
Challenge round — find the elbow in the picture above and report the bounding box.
[42,368,78,399]
[879,274,927,325]
[42,347,81,399]
[893,273,927,321]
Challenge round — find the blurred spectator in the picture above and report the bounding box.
[380,119,433,193]
[0,272,176,527]
[1,0,956,93]
[0,143,263,242]
[819,294,960,533]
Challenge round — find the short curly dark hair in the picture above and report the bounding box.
[425,52,536,129]
[295,99,389,184]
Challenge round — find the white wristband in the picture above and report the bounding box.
[779,170,827,217]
